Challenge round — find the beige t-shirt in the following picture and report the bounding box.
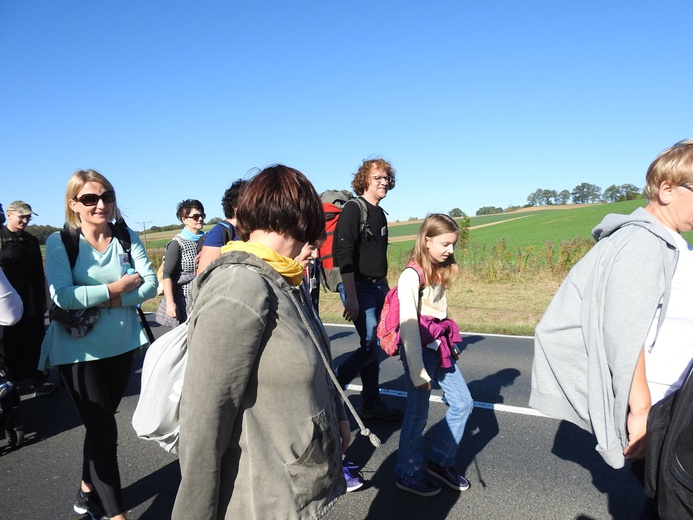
[398,266,447,387]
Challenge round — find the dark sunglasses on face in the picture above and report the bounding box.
[186,213,205,222]
[74,190,116,207]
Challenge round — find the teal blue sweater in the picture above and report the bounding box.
[40,228,157,368]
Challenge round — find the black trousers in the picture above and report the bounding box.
[59,350,134,518]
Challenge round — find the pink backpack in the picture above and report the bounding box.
[377,262,425,356]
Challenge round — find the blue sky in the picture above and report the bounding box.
[1,1,692,229]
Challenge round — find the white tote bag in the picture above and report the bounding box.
[132,321,189,453]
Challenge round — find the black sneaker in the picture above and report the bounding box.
[425,460,470,491]
[360,401,403,421]
[74,489,107,520]
[32,382,59,398]
[396,476,441,497]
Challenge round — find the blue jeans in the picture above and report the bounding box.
[336,279,389,408]
[396,346,473,479]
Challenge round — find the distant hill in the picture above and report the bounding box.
[389,200,693,255]
[142,201,693,260]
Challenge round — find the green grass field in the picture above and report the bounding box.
[138,200,693,333]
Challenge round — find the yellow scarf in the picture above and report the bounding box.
[221,241,304,286]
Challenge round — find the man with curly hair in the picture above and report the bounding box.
[334,158,403,421]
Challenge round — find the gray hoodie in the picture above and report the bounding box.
[173,251,345,519]
[530,207,678,469]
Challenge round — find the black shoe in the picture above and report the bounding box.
[360,401,403,421]
[425,460,470,491]
[74,489,107,520]
[395,476,442,497]
[32,382,59,398]
[5,424,25,449]
[3,408,24,449]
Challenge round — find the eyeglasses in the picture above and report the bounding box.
[681,184,693,194]
[9,213,31,222]
[74,190,116,207]
[371,175,391,184]
[186,213,205,222]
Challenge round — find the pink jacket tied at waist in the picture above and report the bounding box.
[418,315,462,368]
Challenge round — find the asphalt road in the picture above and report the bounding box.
[0,317,647,520]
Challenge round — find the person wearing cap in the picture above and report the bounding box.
[0,200,57,398]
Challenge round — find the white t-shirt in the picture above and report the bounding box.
[644,228,693,404]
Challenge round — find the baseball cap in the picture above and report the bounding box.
[6,200,38,216]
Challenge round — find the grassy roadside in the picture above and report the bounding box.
[313,269,555,337]
[143,269,552,337]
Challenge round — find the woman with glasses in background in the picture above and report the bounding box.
[156,199,205,328]
[41,169,157,520]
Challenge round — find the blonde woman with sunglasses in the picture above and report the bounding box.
[41,169,157,520]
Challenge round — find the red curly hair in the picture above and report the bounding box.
[351,158,396,196]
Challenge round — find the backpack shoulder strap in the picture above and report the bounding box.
[347,197,372,237]
[59,227,82,270]
[109,219,133,265]
[405,261,426,287]
[219,221,237,244]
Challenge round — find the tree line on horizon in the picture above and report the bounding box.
[456,182,644,217]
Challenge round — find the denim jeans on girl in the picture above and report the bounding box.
[336,279,389,408]
[396,345,473,479]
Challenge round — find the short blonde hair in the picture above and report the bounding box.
[645,139,693,201]
[64,169,122,228]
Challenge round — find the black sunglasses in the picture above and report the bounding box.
[186,213,206,222]
[74,190,116,207]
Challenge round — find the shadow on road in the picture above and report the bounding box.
[124,460,181,519]
[458,368,521,479]
[364,434,464,520]
[551,420,647,520]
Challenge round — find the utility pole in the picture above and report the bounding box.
[137,221,152,252]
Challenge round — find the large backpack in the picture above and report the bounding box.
[376,262,426,356]
[0,368,23,448]
[318,190,371,292]
[645,362,693,518]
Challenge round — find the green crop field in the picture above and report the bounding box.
[135,200,693,334]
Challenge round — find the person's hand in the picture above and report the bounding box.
[166,301,178,319]
[451,344,461,361]
[342,298,359,322]
[120,271,142,293]
[624,408,649,460]
[338,420,351,453]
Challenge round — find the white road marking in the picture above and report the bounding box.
[345,384,549,418]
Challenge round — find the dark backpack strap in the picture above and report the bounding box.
[347,197,373,238]
[60,227,82,270]
[110,219,133,265]
[219,221,237,245]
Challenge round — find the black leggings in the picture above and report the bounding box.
[59,350,134,518]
